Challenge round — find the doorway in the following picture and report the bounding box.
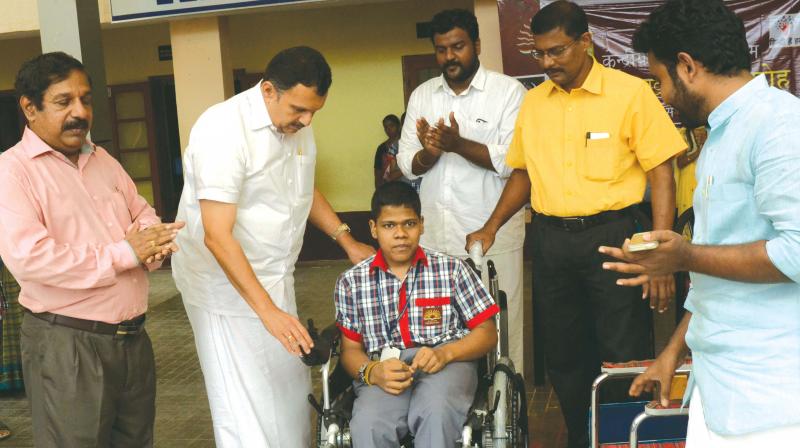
[109,83,162,214]
[149,76,183,222]
[0,92,23,152]
[401,53,439,107]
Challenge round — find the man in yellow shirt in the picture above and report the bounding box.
[466,2,685,446]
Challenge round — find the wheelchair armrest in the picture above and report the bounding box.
[644,400,689,416]
[320,324,341,347]
[300,322,341,366]
[601,358,692,375]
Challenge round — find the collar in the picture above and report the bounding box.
[437,63,488,95]
[370,246,429,274]
[548,58,603,96]
[244,81,278,132]
[22,126,94,159]
[707,75,766,130]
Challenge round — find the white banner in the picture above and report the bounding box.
[110,0,325,22]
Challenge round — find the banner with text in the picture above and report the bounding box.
[497,0,800,122]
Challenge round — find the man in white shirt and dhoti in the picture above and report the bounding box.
[172,46,374,447]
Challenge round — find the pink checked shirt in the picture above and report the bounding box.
[0,127,161,323]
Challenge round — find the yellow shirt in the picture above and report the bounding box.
[506,60,686,217]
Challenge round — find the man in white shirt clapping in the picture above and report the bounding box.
[397,9,528,373]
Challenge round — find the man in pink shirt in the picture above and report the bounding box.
[0,52,184,447]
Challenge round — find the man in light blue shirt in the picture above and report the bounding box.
[599,0,800,444]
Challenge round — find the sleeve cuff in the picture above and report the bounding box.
[337,323,363,343]
[766,237,800,283]
[110,240,140,272]
[638,143,686,172]
[396,142,421,180]
[466,303,500,330]
[197,188,239,204]
[488,143,513,178]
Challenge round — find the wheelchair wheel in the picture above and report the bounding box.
[482,358,526,448]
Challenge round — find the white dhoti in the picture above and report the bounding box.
[687,385,800,447]
[489,248,526,376]
[459,248,525,375]
[183,302,311,448]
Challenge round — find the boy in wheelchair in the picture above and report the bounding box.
[334,182,499,447]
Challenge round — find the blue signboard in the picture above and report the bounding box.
[110,0,325,22]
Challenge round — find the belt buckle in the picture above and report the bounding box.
[115,323,140,337]
[562,217,586,232]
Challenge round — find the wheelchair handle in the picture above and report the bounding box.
[300,319,340,366]
[468,241,484,269]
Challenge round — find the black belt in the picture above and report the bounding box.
[27,310,146,337]
[535,206,635,232]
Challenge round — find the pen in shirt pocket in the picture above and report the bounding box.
[585,131,610,147]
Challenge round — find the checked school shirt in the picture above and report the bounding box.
[334,246,499,355]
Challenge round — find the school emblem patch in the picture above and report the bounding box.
[422,306,443,327]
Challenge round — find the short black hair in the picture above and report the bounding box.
[531,0,588,40]
[382,114,400,126]
[15,52,90,110]
[430,9,479,43]
[633,0,750,76]
[263,46,332,96]
[371,182,421,220]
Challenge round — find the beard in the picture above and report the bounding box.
[670,74,707,129]
[442,56,480,83]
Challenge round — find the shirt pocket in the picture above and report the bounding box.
[462,117,494,145]
[706,182,760,244]
[415,297,452,329]
[708,182,752,202]
[294,154,315,200]
[104,185,132,226]
[583,136,619,181]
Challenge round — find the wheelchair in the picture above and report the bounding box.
[590,359,692,448]
[301,248,528,448]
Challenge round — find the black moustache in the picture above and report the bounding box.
[63,120,89,131]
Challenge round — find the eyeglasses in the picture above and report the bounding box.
[531,40,579,61]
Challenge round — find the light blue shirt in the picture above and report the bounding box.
[684,75,800,436]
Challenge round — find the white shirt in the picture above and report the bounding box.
[397,65,526,255]
[172,83,316,316]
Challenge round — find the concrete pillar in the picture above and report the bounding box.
[475,0,504,72]
[37,0,116,156]
[169,16,234,153]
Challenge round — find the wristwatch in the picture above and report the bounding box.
[330,223,351,241]
[357,361,370,385]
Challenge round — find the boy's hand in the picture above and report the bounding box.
[371,359,414,395]
[411,347,450,374]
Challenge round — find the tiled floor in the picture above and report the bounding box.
[0,262,573,448]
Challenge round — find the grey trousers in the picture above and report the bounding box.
[20,312,156,448]
[350,347,478,448]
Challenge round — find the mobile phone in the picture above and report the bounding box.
[628,232,659,252]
